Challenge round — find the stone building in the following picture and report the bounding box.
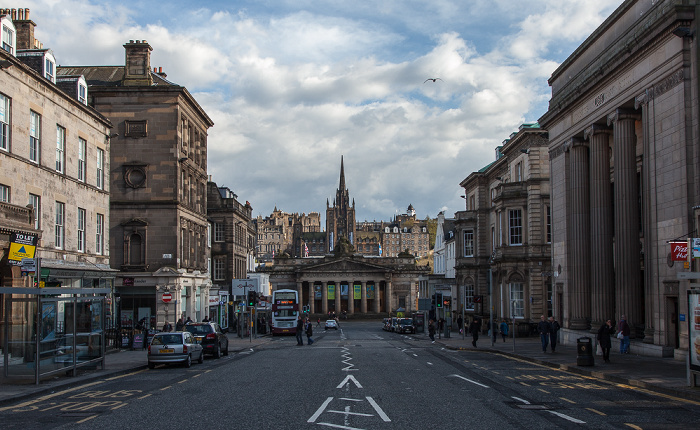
[538,0,700,356]
[207,181,254,328]
[1,9,114,374]
[455,123,551,329]
[326,156,356,252]
[254,209,321,261]
[58,40,214,329]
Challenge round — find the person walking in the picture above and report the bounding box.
[618,315,631,354]
[317,317,321,327]
[499,319,509,342]
[597,319,614,363]
[537,315,551,352]
[549,316,561,352]
[305,318,315,345]
[295,315,305,346]
[428,319,436,343]
[457,315,463,335]
[469,317,480,347]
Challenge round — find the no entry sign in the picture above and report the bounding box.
[162,293,172,303]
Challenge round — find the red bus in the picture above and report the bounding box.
[271,289,299,335]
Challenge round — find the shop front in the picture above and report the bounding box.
[209,291,229,329]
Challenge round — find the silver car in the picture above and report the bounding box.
[148,331,203,369]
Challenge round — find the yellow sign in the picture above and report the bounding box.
[9,242,36,261]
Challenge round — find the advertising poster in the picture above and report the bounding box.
[328,284,335,300]
[41,303,56,341]
[340,284,348,299]
[314,284,322,299]
[121,310,134,328]
[353,284,361,300]
[367,284,375,300]
[690,290,700,372]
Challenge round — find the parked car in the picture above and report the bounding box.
[148,331,203,369]
[325,319,338,330]
[396,318,415,334]
[184,322,229,358]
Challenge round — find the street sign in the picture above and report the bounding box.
[162,293,172,303]
[21,258,36,272]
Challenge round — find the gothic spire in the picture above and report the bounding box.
[339,155,345,191]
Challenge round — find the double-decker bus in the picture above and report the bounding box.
[271,289,299,335]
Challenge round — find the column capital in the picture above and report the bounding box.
[583,124,612,140]
[634,89,652,109]
[565,136,587,151]
[607,108,640,126]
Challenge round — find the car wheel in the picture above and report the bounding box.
[215,344,221,359]
[185,355,192,368]
[148,362,155,369]
[198,350,204,364]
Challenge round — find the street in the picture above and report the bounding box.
[1,321,699,429]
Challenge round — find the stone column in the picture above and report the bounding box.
[386,279,393,313]
[373,282,381,313]
[608,109,642,334]
[568,137,591,330]
[296,281,304,313]
[348,282,355,315]
[585,124,615,330]
[361,281,367,313]
[322,281,328,315]
[309,282,315,314]
[335,281,341,314]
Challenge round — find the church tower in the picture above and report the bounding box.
[326,156,356,252]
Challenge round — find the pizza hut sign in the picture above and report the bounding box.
[670,242,688,261]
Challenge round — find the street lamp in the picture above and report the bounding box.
[511,300,517,352]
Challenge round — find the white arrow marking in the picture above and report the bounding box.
[336,374,363,389]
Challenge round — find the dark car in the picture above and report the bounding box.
[184,322,229,358]
[396,318,415,334]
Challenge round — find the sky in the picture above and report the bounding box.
[20,0,623,224]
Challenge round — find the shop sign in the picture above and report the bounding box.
[209,296,220,305]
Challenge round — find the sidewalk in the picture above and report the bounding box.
[0,332,271,406]
[432,330,700,402]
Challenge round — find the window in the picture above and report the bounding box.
[45,58,55,82]
[213,258,225,280]
[0,93,9,151]
[464,284,475,310]
[510,283,524,318]
[55,125,65,173]
[29,194,40,229]
[463,230,474,257]
[0,183,9,202]
[55,202,65,249]
[214,223,224,242]
[469,195,475,210]
[508,209,522,245]
[96,148,104,189]
[78,138,87,181]
[2,24,14,54]
[77,208,86,252]
[546,205,551,244]
[515,161,523,182]
[78,84,87,105]
[30,111,40,163]
[95,213,104,254]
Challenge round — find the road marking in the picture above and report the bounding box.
[111,403,127,410]
[0,380,105,412]
[339,398,363,402]
[337,375,363,389]
[624,424,643,430]
[512,397,530,404]
[519,382,530,386]
[308,397,334,422]
[76,415,98,424]
[559,397,576,404]
[537,389,550,394]
[317,423,363,430]
[366,396,391,422]
[547,410,585,424]
[104,369,147,381]
[427,362,433,365]
[160,386,171,391]
[327,409,374,417]
[449,374,490,388]
[412,354,418,357]
[178,379,188,384]
[137,394,152,400]
[193,374,201,378]
[586,408,606,416]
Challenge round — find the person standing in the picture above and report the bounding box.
[549,316,561,352]
[428,319,436,343]
[162,320,172,332]
[499,319,509,342]
[469,317,480,347]
[305,318,314,345]
[597,319,614,363]
[618,315,631,354]
[537,315,551,352]
[175,318,184,331]
[295,315,305,346]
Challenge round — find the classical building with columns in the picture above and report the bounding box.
[539,0,700,356]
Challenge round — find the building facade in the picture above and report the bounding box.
[538,0,700,357]
[58,40,215,330]
[254,209,321,261]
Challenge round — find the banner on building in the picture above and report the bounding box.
[328,284,335,300]
[353,284,361,300]
[688,289,700,372]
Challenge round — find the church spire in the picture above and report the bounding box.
[339,155,345,191]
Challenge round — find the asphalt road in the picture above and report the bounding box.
[1,321,699,429]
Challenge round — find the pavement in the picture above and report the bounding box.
[1,325,700,406]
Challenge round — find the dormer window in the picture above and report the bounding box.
[78,84,87,105]
[2,23,14,55]
[45,58,55,82]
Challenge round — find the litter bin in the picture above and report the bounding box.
[576,337,594,366]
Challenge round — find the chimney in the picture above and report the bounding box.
[13,8,35,51]
[122,40,153,86]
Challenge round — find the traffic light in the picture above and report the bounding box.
[443,298,451,308]
[431,294,436,307]
[436,292,443,308]
[247,291,256,307]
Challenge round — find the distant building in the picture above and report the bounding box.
[253,208,321,261]
[326,156,356,252]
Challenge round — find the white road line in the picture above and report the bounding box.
[547,410,586,424]
[317,423,364,430]
[412,354,418,357]
[449,374,490,388]
[427,362,433,365]
[366,396,391,422]
[308,397,334,423]
[339,398,363,402]
[327,410,374,417]
[512,397,530,404]
[337,375,363,389]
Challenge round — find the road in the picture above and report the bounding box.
[1,320,699,429]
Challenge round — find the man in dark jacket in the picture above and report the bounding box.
[295,316,305,346]
[597,319,614,363]
[538,315,551,352]
[548,316,561,352]
[468,317,480,348]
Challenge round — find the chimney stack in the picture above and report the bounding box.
[13,8,35,51]
[123,40,153,86]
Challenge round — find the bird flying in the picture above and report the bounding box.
[424,78,443,83]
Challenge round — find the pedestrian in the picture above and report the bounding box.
[162,320,172,332]
[549,316,560,352]
[618,315,631,354]
[537,315,551,352]
[490,319,497,343]
[202,315,209,323]
[457,315,463,335]
[296,315,305,346]
[499,319,509,342]
[185,316,192,325]
[428,319,436,343]
[306,318,315,345]
[175,318,184,331]
[317,317,321,327]
[597,319,614,363]
[468,317,480,347]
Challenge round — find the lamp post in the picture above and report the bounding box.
[512,300,517,352]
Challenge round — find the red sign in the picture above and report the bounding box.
[671,242,688,261]
[162,293,172,303]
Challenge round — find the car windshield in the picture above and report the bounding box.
[326,320,335,324]
[152,334,182,345]
[401,320,413,325]
[185,325,213,335]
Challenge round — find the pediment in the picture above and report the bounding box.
[153,266,180,276]
[121,217,148,227]
[304,257,388,273]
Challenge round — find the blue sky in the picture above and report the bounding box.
[23,0,623,223]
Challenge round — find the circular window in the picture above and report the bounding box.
[125,167,146,188]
